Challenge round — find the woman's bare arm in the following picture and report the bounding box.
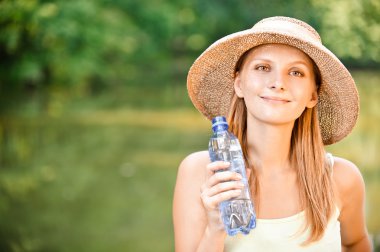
[333,157,372,252]
[173,151,243,252]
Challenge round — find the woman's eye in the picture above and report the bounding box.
[256,65,269,71]
[290,71,303,77]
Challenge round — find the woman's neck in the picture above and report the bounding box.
[246,118,294,175]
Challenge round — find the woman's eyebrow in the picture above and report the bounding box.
[250,58,273,62]
[250,58,310,65]
[286,60,314,69]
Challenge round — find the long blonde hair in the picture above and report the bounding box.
[228,48,335,244]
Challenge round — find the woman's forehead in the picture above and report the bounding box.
[245,44,314,65]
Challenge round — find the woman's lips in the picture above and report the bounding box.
[260,95,291,103]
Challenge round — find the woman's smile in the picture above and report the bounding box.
[260,95,291,104]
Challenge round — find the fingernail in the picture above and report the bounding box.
[224,161,230,165]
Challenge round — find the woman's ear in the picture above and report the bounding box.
[234,73,244,98]
[306,90,318,108]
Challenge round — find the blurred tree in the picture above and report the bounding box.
[0,0,140,113]
[311,0,380,67]
[1,0,379,115]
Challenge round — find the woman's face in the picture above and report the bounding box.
[234,44,318,126]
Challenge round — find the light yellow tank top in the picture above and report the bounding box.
[225,153,341,251]
[224,207,341,251]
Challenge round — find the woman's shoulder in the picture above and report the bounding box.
[177,151,210,179]
[179,150,210,172]
[331,156,365,189]
[181,150,210,165]
[330,156,366,209]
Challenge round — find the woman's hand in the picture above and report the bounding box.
[200,161,245,233]
[173,152,240,252]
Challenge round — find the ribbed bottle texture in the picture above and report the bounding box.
[208,116,256,236]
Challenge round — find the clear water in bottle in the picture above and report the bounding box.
[208,116,256,236]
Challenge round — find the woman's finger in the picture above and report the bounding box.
[206,161,230,177]
[206,181,244,197]
[207,170,242,188]
[201,189,242,210]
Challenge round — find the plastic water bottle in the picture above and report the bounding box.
[208,116,256,236]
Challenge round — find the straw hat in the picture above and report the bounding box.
[187,16,359,145]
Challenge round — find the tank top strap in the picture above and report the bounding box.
[325,152,334,177]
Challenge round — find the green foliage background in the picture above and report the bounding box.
[0,0,380,251]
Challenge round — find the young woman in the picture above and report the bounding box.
[173,17,371,251]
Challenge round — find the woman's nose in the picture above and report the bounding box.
[269,73,286,91]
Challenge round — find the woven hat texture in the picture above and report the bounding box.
[187,16,359,145]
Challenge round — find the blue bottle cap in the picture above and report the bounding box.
[212,116,228,132]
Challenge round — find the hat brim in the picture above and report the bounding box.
[187,29,359,145]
